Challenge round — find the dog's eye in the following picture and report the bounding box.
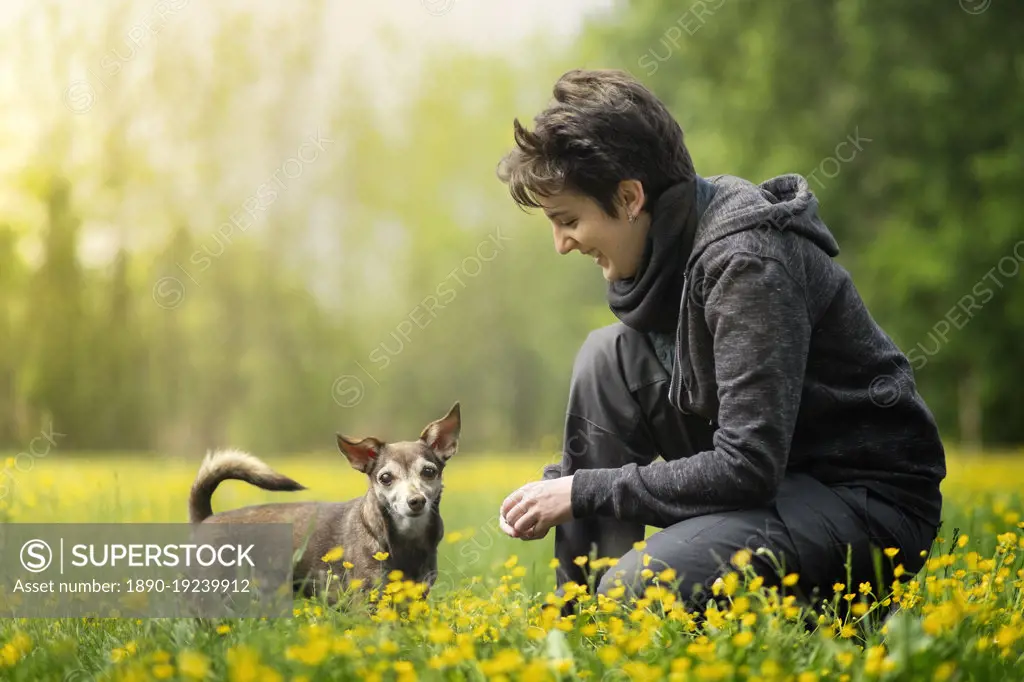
[379,472,393,485]
[422,466,437,479]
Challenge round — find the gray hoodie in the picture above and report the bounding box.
[570,173,946,530]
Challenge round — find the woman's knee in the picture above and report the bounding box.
[595,546,719,605]
[595,513,799,604]
[596,550,642,597]
[571,323,632,385]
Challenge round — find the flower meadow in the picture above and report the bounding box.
[0,451,1022,681]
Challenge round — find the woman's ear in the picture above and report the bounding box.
[617,179,646,221]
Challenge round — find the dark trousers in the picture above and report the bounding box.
[549,323,936,611]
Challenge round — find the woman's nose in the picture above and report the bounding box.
[553,227,576,255]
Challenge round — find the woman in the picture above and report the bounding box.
[494,69,945,611]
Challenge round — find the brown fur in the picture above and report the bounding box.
[188,403,461,604]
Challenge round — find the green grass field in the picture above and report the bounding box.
[0,451,1022,681]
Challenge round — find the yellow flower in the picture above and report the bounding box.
[216,624,231,634]
[730,596,751,615]
[798,673,819,682]
[994,624,1020,648]
[152,663,175,679]
[226,646,261,682]
[321,545,344,563]
[704,608,725,629]
[388,570,404,582]
[573,556,588,566]
[373,551,389,561]
[285,636,331,667]
[864,644,895,675]
[933,662,956,681]
[884,547,900,558]
[0,646,18,668]
[598,646,621,665]
[177,651,210,679]
[111,642,137,663]
[833,582,845,593]
[894,564,905,578]
[782,572,800,586]
[658,567,677,582]
[957,534,969,548]
[633,540,647,551]
[731,549,752,568]
[479,648,524,676]
[552,659,573,675]
[859,582,872,595]
[548,558,560,569]
[731,631,754,648]
[714,572,739,597]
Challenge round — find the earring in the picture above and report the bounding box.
[628,212,637,224]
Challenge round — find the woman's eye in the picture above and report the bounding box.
[379,473,393,485]
[563,219,578,228]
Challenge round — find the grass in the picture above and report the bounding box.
[0,449,1022,681]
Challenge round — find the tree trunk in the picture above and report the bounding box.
[958,365,983,455]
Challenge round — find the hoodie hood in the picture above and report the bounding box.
[688,173,840,270]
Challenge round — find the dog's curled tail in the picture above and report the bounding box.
[189,448,306,524]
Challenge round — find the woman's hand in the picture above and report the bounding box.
[498,475,575,540]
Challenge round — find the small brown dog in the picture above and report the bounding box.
[188,402,460,603]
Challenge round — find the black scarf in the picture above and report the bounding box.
[607,178,699,333]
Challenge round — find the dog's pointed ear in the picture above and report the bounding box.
[336,434,384,473]
[420,401,461,461]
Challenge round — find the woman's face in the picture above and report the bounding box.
[537,183,650,282]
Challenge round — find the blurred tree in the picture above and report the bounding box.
[87,248,152,450]
[147,224,197,456]
[0,0,1016,456]
[23,176,88,447]
[0,225,24,444]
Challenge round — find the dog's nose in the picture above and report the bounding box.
[408,495,426,512]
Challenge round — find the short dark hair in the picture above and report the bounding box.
[496,68,695,218]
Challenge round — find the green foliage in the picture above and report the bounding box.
[0,1,1020,453]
